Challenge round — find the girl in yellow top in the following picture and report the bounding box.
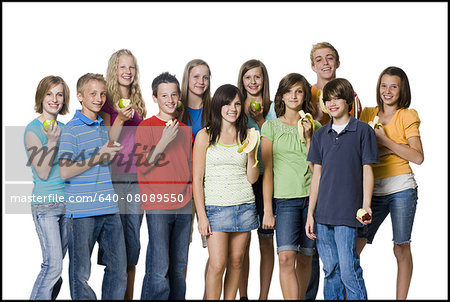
[356,66,424,300]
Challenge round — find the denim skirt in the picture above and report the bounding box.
[205,202,259,232]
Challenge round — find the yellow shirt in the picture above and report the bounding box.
[360,107,421,179]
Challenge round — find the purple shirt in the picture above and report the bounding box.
[101,100,143,174]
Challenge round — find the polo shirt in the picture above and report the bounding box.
[307,115,379,227]
[58,110,118,218]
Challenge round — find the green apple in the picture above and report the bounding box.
[119,98,131,108]
[176,101,183,112]
[250,100,261,111]
[43,119,56,132]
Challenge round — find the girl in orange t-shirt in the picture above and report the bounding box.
[356,66,424,300]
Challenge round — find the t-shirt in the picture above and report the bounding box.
[307,115,379,227]
[187,107,203,139]
[24,119,65,203]
[135,116,193,210]
[58,110,118,218]
[311,84,362,125]
[100,99,143,174]
[261,117,322,198]
[360,107,421,179]
[247,102,277,174]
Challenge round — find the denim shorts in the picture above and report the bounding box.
[358,188,418,245]
[253,175,275,237]
[275,197,315,255]
[205,202,259,232]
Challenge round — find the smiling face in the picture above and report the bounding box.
[78,80,107,120]
[379,74,401,109]
[117,54,136,88]
[153,83,180,118]
[282,82,305,112]
[243,67,263,97]
[188,65,210,97]
[42,83,64,117]
[311,47,340,82]
[325,96,348,119]
[221,94,241,124]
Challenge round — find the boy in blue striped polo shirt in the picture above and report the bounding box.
[58,73,127,300]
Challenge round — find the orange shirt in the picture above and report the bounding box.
[360,107,421,179]
[311,85,362,125]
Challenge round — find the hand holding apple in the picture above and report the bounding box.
[250,100,261,111]
[356,208,372,224]
[43,119,56,132]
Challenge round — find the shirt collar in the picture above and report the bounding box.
[75,109,104,125]
[326,115,358,133]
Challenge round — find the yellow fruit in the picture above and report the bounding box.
[119,98,131,108]
[368,116,383,129]
[297,110,315,143]
[237,128,260,168]
[43,119,56,132]
[317,89,331,116]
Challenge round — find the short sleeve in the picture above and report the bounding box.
[361,124,379,165]
[261,119,274,141]
[307,129,322,164]
[402,109,421,139]
[58,126,77,161]
[264,102,277,121]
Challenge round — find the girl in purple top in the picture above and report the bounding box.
[98,49,147,300]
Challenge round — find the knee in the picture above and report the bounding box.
[278,252,295,269]
[208,260,226,277]
[393,243,411,261]
[227,255,243,271]
[296,254,312,267]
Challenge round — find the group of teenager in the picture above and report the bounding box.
[25,41,424,300]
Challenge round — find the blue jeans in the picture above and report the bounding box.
[358,188,418,244]
[141,211,192,300]
[30,203,68,300]
[316,224,367,300]
[97,173,144,266]
[274,198,315,255]
[67,214,127,300]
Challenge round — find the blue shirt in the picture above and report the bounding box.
[24,119,65,203]
[187,107,203,139]
[307,115,379,228]
[58,110,118,218]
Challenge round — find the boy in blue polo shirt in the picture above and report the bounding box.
[305,78,378,300]
[58,73,127,300]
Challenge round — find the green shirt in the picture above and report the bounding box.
[261,118,322,198]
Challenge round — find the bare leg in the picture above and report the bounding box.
[394,243,413,300]
[295,254,312,299]
[224,232,251,300]
[124,265,136,300]
[258,235,275,300]
[356,237,367,256]
[278,250,298,300]
[203,257,210,300]
[238,233,251,299]
[205,232,229,300]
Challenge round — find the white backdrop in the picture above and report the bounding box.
[2,2,448,300]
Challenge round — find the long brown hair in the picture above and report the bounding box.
[376,66,411,112]
[180,59,212,127]
[237,59,271,118]
[274,73,313,117]
[205,84,248,145]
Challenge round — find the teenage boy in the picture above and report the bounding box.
[305,41,363,299]
[135,72,193,300]
[58,73,127,300]
[305,78,378,300]
[310,42,362,126]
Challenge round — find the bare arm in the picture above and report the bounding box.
[357,164,374,225]
[25,124,60,180]
[375,127,424,165]
[246,141,259,184]
[303,118,315,172]
[192,129,212,236]
[261,137,275,230]
[305,164,321,240]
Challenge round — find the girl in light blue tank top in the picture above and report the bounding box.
[24,76,70,300]
[192,84,259,299]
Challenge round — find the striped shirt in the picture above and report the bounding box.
[58,110,118,218]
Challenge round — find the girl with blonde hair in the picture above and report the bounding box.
[98,48,147,300]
